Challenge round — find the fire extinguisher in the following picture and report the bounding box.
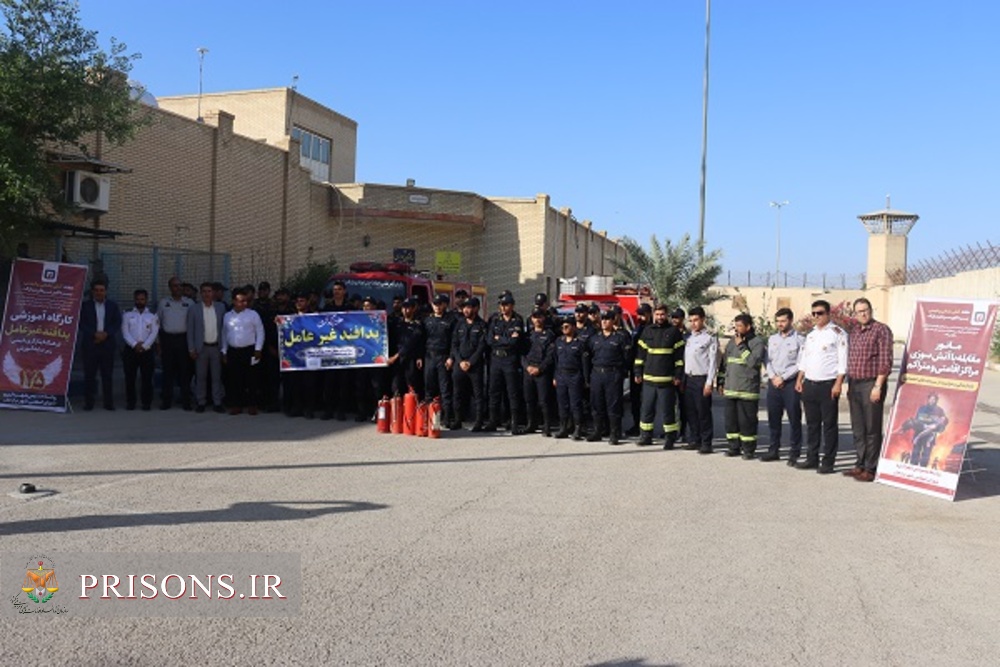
[415,401,428,437]
[390,394,404,434]
[402,388,418,436]
[376,396,391,434]
[428,397,442,439]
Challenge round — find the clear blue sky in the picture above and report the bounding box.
[79,0,999,279]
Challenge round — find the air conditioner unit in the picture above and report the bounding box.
[66,171,110,212]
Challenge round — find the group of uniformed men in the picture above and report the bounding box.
[84,275,895,479]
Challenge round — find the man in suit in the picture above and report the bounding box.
[78,278,122,411]
[187,281,227,413]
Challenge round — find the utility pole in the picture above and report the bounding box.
[697,0,711,258]
[769,200,789,287]
[196,47,209,123]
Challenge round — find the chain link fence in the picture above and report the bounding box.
[721,270,866,290]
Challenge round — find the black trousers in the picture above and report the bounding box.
[767,380,802,457]
[683,375,713,447]
[226,346,259,408]
[83,341,115,407]
[523,370,554,426]
[555,371,584,422]
[122,347,154,408]
[639,382,679,439]
[261,348,281,409]
[391,359,422,399]
[283,370,319,416]
[453,363,485,424]
[424,353,452,410]
[629,373,642,431]
[354,367,382,418]
[489,354,523,425]
[725,396,759,453]
[590,367,623,422]
[160,332,191,406]
[802,379,840,465]
[848,378,886,473]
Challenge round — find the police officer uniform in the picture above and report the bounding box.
[485,293,526,434]
[157,291,194,410]
[554,317,587,440]
[320,292,351,420]
[389,297,425,398]
[523,310,557,436]
[354,296,385,421]
[451,297,488,429]
[587,311,631,444]
[283,295,321,419]
[121,296,159,410]
[423,294,456,424]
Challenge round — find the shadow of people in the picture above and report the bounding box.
[0,499,388,536]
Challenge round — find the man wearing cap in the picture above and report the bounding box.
[523,309,557,435]
[554,316,587,440]
[388,297,425,398]
[587,310,632,444]
[627,303,653,436]
[424,293,456,426]
[575,303,597,429]
[533,292,557,331]
[635,304,685,449]
[484,293,527,434]
[451,296,488,430]
[354,296,385,420]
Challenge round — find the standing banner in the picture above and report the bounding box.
[0,259,88,412]
[277,311,388,371]
[877,298,998,500]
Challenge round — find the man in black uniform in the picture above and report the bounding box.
[587,310,631,445]
[484,293,526,434]
[523,309,557,436]
[533,292,557,331]
[635,304,686,449]
[320,280,351,420]
[254,281,281,412]
[354,296,384,421]
[388,297,425,398]
[451,296,488,430]
[627,303,652,436]
[283,293,321,419]
[671,307,690,443]
[423,293,456,425]
[575,303,597,429]
[453,289,469,314]
[554,317,586,440]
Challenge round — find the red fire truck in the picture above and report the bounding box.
[326,262,487,308]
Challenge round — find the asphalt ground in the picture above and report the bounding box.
[2,370,1000,666]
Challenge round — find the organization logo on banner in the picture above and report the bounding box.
[10,555,69,616]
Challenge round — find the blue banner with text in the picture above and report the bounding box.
[277,311,388,371]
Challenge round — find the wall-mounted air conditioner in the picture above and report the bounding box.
[65,171,110,212]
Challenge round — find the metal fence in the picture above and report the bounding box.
[890,241,1000,285]
[57,237,230,306]
[721,271,866,290]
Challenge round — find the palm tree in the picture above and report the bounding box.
[609,233,724,310]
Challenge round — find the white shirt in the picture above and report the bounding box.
[94,301,106,332]
[202,303,219,344]
[122,308,159,349]
[684,328,719,385]
[797,322,848,381]
[221,309,264,353]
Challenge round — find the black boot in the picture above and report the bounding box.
[524,418,538,434]
[638,431,653,446]
[541,417,552,437]
[554,418,571,439]
[572,415,585,441]
[587,417,604,442]
[609,419,622,445]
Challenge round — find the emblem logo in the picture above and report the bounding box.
[21,556,59,604]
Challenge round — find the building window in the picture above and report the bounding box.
[292,125,332,181]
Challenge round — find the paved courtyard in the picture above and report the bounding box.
[2,372,1000,666]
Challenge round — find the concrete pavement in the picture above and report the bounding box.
[2,370,1000,665]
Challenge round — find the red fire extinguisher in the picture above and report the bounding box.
[390,394,404,434]
[428,397,442,439]
[376,396,391,434]
[402,388,418,436]
[415,401,429,437]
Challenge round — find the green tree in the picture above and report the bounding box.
[284,258,339,297]
[610,233,724,310]
[0,0,145,250]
